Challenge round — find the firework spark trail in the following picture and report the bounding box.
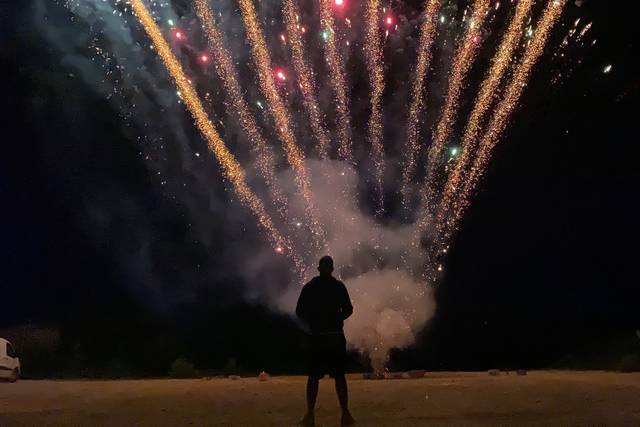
[364,0,386,214]
[423,0,491,196]
[129,0,305,277]
[409,0,490,271]
[238,0,327,251]
[194,0,289,220]
[436,0,567,261]
[282,0,331,159]
[318,0,353,162]
[400,0,442,210]
[438,0,535,221]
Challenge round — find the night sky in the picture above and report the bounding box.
[2,0,638,376]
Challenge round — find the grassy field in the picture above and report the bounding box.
[1,371,639,426]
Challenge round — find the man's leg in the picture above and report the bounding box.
[300,376,319,426]
[335,375,355,426]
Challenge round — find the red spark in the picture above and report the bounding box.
[335,0,344,6]
[276,69,286,81]
[385,16,394,26]
[200,54,209,63]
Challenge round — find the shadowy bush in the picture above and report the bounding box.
[106,360,133,379]
[553,331,640,371]
[222,358,238,376]
[616,353,640,372]
[168,357,199,378]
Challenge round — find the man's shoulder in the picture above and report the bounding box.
[302,276,321,290]
[333,277,347,288]
[304,276,347,289]
[304,276,320,286]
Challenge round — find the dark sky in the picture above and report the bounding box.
[2,0,638,374]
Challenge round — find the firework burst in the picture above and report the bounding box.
[129,0,305,277]
[425,0,491,190]
[438,0,535,224]
[364,0,387,214]
[318,0,353,162]
[238,0,327,252]
[400,0,442,211]
[72,0,571,290]
[437,0,568,261]
[193,0,289,222]
[282,0,331,160]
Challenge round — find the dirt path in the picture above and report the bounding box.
[1,371,638,426]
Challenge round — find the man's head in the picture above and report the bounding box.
[318,255,334,276]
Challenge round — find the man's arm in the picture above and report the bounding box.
[296,285,308,323]
[340,282,353,320]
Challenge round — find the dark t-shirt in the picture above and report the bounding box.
[296,275,353,335]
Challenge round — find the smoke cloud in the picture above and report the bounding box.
[270,160,436,371]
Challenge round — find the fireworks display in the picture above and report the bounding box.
[56,0,583,371]
[71,0,573,288]
[438,0,535,226]
[128,0,305,277]
[437,0,568,258]
[237,0,327,251]
[364,0,387,214]
[410,0,491,272]
[424,0,491,195]
[193,0,289,220]
[400,0,442,210]
[318,0,353,162]
[282,0,331,160]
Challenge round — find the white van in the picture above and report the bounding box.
[0,338,21,382]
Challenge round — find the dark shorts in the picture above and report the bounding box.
[308,333,347,378]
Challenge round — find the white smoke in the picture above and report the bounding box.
[271,160,437,372]
[344,269,435,371]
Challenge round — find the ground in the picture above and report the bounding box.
[1,371,639,426]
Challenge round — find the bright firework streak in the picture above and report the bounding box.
[400,0,442,210]
[318,0,353,162]
[129,0,305,277]
[238,0,327,251]
[335,0,344,6]
[425,0,491,188]
[364,0,386,214]
[283,0,331,159]
[440,0,567,257]
[438,0,535,224]
[193,0,290,221]
[413,0,490,256]
[276,69,286,80]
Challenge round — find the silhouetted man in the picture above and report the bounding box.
[296,256,355,427]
